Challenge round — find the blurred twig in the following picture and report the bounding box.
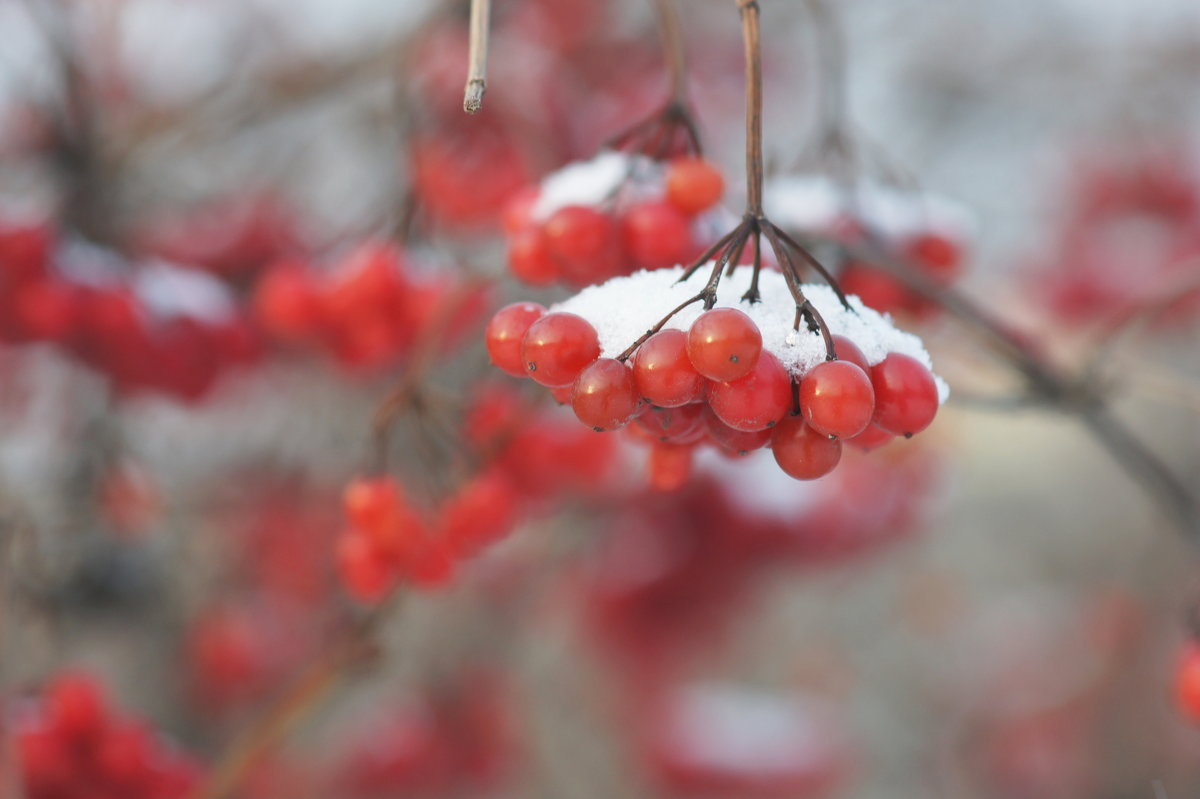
[463,0,490,113]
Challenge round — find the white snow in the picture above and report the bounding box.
[529,150,664,221]
[134,260,236,322]
[552,265,949,403]
[661,683,842,775]
[765,174,976,244]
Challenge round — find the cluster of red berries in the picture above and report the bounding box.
[336,383,618,602]
[253,240,486,373]
[503,156,725,288]
[12,671,201,799]
[838,229,966,318]
[486,300,940,487]
[1037,152,1200,325]
[0,220,260,400]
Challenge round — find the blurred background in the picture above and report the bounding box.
[0,0,1199,798]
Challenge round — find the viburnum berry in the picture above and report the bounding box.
[687,307,762,382]
[486,302,546,377]
[831,334,870,372]
[647,442,693,491]
[336,531,397,603]
[771,414,843,480]
[1176,641,1200,721]
[870,353,940,436]
[636,403,707,444]
[631,328,706,407]
[621,201,693,270]
[706,350,791,432]
[439,469,519,557]
[506,228,560,286]
[571,358,643,431]
[702,406,773,455]
[45,671,108,742]
[542,205,616,269]
[800,360,875,439]
[343,476,402,533]
[666,157,725,215]
[521,312,600,387]
[846,423,895,452]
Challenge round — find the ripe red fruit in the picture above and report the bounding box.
[870,353,940,436]
[621,201,693,269]
[1176,641,1200,720]
[771,415,843,480]
[631,328,706,407]
[440,470,518,556]
[905,231,962,282]
[521,312,600,387]
[572,358,642,431]
[665,158,725,215]
[542,205,616,267]
[845,423,895,452]
[687,307,762,382]
[800,360,875,439]
[45,671,107,742]
[831,334,870,372]
[707,351,791,432]
[486,302,547,377]
[702,405,772,454]
[648,442,693,491]
[507,227,560,286]
[336,532,396,603]
[502,185,540,234]
[636,403,707,443]
[839,264,910,315]
[343,476,401,533]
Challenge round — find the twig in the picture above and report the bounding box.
[189,602,393,799]
[651,0,688,105]
[463,0,490,114]
[739,0,764,216]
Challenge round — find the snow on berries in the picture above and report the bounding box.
[502,151,727,288]
[486,265,947,485]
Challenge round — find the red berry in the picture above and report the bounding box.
[845,423,895,452]
[870,353,939,436]
[831,335,870,372]
[800,360,875,438]
[839,264,911,315]
[905,231,962,282]
[343,476,401,533]
[543,205,617,270]
[647,442,693,491]
[440,470,518,556]
[666,158,725,215]
[253,262,324,342]
[336,531,396,603]
[771,415,842,480]
[45,671,107,742]
[521,312,600,387]
[507,227,560,286]
[636,403,707,443]
[621,201,692,270]
[702,405,772,454]
[502,185,540,234]
[687,308,762,382]
[572,358,642,431]
[486,302,546,377]
[707,351,791,432]
[1176,642,1200,721]
[631,329,705,407]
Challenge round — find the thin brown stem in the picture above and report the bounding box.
[616,293,708,362]
[769,222,853,310]
[652,0,688,105]
[741,226,763,303]
[738,0,764,215]
[189,602,393,799]
[463,0,490,113]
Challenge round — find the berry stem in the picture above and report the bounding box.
[191,601,395,799]
[738,0,764,216]
[652,0,689,107]
[463,0,490,114]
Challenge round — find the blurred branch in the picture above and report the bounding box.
[463,0,490,113]
[652,0,688,106]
